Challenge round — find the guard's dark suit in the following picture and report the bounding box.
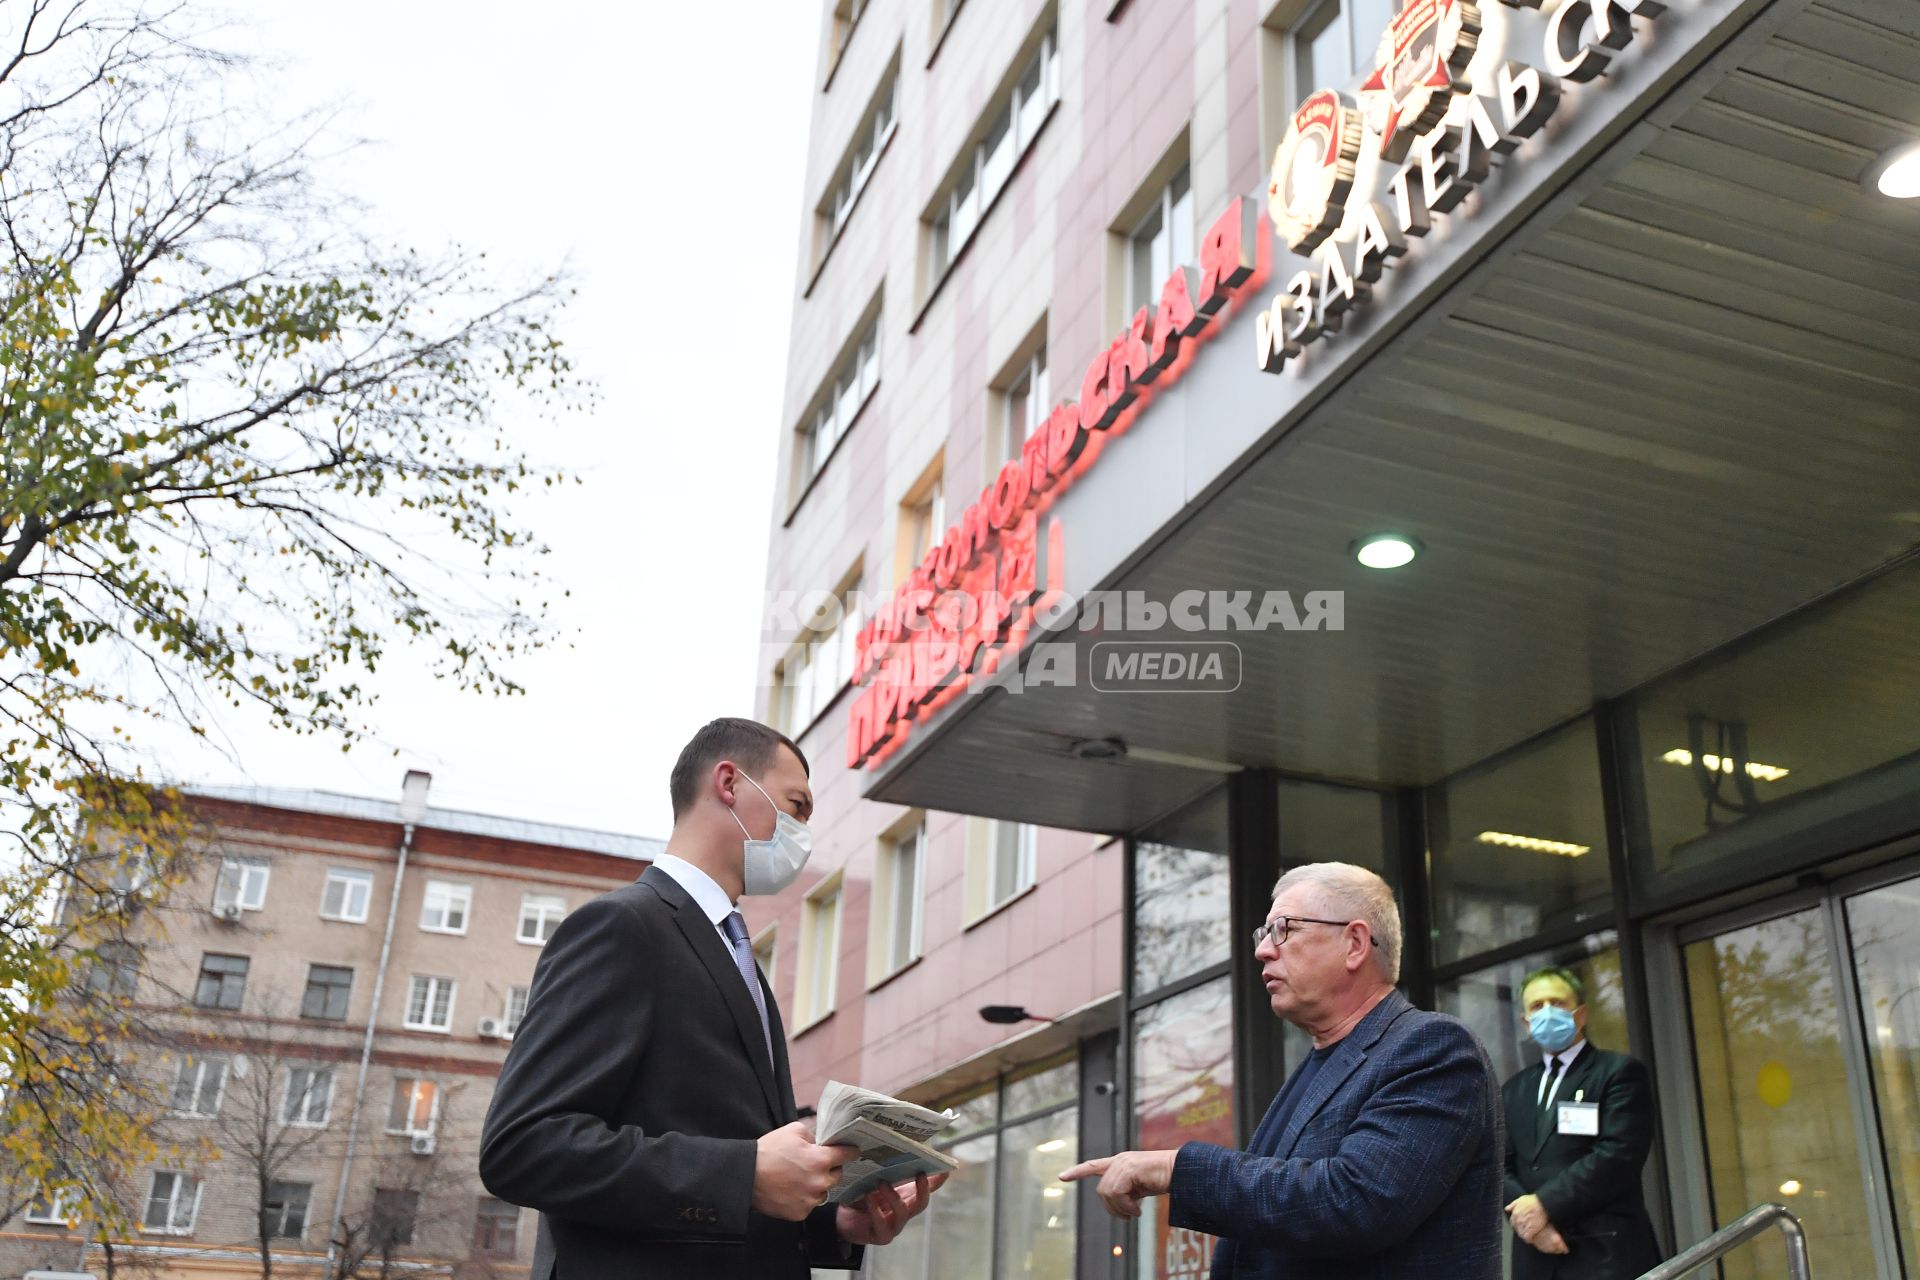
[480,866,859,1280]
[1502,1043,1662,1280]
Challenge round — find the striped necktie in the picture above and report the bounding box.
[721,911,774,1065]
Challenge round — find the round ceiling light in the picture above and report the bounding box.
[1870,143,1920,198]
[1352,533,1421,569]
[1070,736,1127,761]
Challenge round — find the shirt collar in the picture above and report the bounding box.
[1549,1037,1589,1070]
[652,854,736,927]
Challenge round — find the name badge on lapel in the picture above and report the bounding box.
[1557,1100,1600,1136]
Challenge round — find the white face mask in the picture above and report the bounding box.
[727,771,814,896]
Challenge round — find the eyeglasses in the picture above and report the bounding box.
[1250,915,1368,949]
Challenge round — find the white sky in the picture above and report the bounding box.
[161,2,822,840]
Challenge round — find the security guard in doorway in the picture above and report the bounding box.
[1502,966,1663,1280]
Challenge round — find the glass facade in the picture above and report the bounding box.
[1427,716,1614,965]
[1133,979,1234,1280]
[873,1058,1078,1280]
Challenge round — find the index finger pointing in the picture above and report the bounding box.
[1058,1157,1112,1183]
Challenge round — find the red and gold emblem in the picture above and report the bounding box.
[1358,0,1482,162]
[1267,89,1363,255]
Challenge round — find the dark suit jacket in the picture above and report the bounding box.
[1167,990,1504,1280]
[1503,1043,1662,1280]
[479,867,860,1280]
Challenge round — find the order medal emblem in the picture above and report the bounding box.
[1267,89,1363,254]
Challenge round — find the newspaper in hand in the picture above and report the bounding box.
[814,1080,960,1205]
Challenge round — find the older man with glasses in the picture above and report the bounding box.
[1061,862,1504,1280]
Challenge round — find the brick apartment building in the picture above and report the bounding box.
[0,777,658,1280]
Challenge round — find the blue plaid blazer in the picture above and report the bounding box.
[1168,990,1505,1280]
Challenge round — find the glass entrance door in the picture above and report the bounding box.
[1680,868,1919,1279]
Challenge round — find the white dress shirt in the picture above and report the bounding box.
[651,853,739,948]
[1537,1036,1588,1110]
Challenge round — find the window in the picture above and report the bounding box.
[193,953,248,1010]
[505,985,530,1036]
[1290,0,1397,93]
[928,24,1060,281]
[818,63,899,262]
[474,1197,520,1257]
[169,1054,227,1117]
[301,963,353,1020]
[1128,164,1194,315]
[86,939,140,999]
[795,310,881,494]
[263,1181,311,1239]
[404,976,456,1032]
[25,1186,81,1226]
[387,1078,440,1135]
[873,821,926,981]
[142,1172,201,1235]
[517,893,566,945]
[795,873,844,1029]
[283,1066,334,1126]
[826,0,869,82]
[989,821,1037,906]
[775,573,862,736]
[896,459,945,586]
[321,868,373,922]
[752,927,778,993]
[994,342,1049,475]
[898,1057,1080,1280]
[370,1188,419,1247]
[419,880,470,934]
[213,858,270,912]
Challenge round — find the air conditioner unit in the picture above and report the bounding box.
[409,1133,436,1156]
[213,902,243,923]
[477,1016,504,1039]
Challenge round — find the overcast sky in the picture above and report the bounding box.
[163,2,822,840]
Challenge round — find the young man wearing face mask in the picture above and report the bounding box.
[1500,967,1662,1280]
[481,717,942,1280]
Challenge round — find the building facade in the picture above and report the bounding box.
[0,780,659,1280]
[762,0,1920,1278]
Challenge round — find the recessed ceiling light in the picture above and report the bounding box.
[1476,831,1590,857]
[1661,748,1789,783]
[1069,736,1127,761]
[1870,143,1920,198]
[1353,533,1420,569]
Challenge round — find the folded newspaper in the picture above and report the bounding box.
[814,1080,961,1204]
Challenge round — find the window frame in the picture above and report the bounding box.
[505,984,531,1036]
[25,1186,82,1227]
[474,1196,521,1257]
[321,867,374,923]
[989,821,1039,908]
[263,1180,312,1240]
[774,568,864,739]
[924,23,1061,293]
[403,974,457,1033]
[282,1065,335,1127]
[301,963,354,1021]
[193,952,249,1011]
[791,309,882,506]
[213,857,270,912]
[1127,164,1194,317]
[386,1078,441,1136]
[516,893,567,946]
[141,1171,202,1236]
[813,60,901,279]
[795,872,845,1032]
[877,821,927,981]
[370,1187,420,1247]
[169,1054,228,1119]
[418,879,471,935]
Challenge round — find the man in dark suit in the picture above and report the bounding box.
[1060,863,1504,1279]
[1502,966,1662,1279]
[479,718,940,1280]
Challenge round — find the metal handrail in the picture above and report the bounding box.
[1637,1203,1811,1280]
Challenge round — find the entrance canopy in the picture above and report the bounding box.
[860,0,1920,833]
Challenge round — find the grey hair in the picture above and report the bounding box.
[1271,863,1403,984]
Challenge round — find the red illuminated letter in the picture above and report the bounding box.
[1198,197,1258,314]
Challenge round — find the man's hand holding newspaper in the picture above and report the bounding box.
[815,1081,956,1247]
